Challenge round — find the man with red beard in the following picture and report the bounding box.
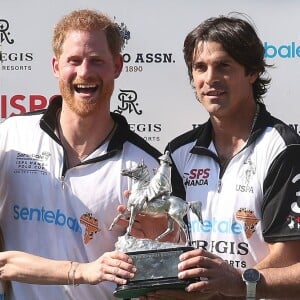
[0,9,177,300]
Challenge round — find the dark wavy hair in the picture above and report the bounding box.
[183,13,272,103]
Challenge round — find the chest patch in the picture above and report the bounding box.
[235,208,259,239]
[80,213,100,244]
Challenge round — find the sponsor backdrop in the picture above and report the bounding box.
[1,0,300,151]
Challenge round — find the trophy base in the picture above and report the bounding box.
[114,277,196,299]
[113,245,195,299]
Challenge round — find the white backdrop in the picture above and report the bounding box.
[1,0,300,151]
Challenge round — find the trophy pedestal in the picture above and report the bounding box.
[115,277,193,299]
[113,242,196,299]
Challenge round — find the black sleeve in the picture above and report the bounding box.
[262,144,300,242]
[165,143,186,199]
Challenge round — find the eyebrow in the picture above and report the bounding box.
[192,57,231,66]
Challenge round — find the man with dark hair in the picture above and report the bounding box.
[142,14,300,300]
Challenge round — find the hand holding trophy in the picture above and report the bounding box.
[109,151,203,298]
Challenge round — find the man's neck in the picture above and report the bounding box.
[57,109,115,167]
[211,103,258,165]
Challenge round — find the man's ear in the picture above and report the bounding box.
[248,71,259,84]
[52,56,59,78]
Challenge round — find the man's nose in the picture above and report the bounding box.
[77,60,91,78]
[205,66,219,85]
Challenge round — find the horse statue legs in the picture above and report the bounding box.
[154,215,175,242]
[154,215,190,245]
[150,197,203,245]
[108,203,140,237]
[109,210,128,232]
[126,204,138,236]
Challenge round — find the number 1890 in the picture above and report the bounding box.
[125,66,143,72]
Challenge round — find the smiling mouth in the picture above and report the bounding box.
[204,90,224,96]
[74,84,98,94]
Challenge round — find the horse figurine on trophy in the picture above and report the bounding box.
[109,151,203,245]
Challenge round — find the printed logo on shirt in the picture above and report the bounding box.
[190,209,258,269]
[191,239,249,256]
[235,208,259,238]
[235,158,256,194]
[13,205,82,234]
[287,173,300,230]
[287,197,300,231]
[191,236,249,269]
[80,213,100,244]
[189,215,253,269]
[189,217,243,235]
[189,209,259,239]
[13,151,51,176]
[287,214,300,230]
[183,168,210,187]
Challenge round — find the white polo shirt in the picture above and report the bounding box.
[0,96,161,300]
[167,103,300,270]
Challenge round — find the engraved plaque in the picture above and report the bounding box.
[131,248,183,281]
[114,245,197,299]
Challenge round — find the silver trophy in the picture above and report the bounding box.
[109,151,203,299]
